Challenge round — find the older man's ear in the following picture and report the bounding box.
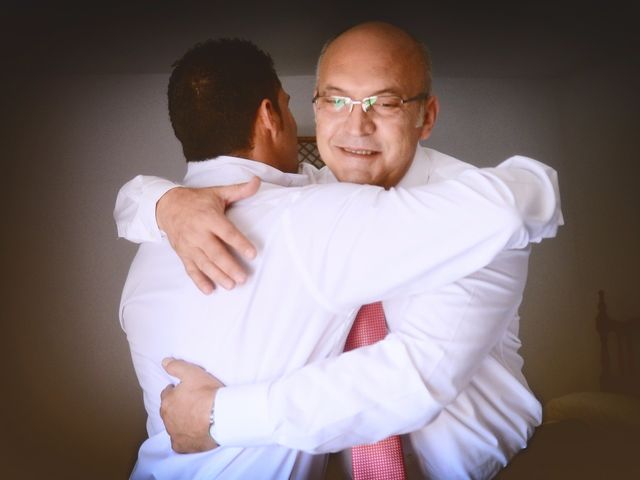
[418,95,439,140]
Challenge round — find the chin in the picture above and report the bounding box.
[335,171,374,186]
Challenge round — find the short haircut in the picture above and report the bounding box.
[168,38,282,162]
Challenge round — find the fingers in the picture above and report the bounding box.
[184,260,216,294]
[182,242,243,292]
[192,273,216,295]
[160,383,174,402]
[196,206,256,263]
[212,219,257,262]
[180,241,242,294]
[178,217,252,290]
[197,236,248,285]
[212,178,260,261]
[217,176,261,205]
[162,357,204,379]
[195,260,235,292]
[183,253,231,293]
[158,182,258,291]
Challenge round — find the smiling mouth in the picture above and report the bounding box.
[340,147,378,156]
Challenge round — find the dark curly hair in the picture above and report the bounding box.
[168,38,282,162]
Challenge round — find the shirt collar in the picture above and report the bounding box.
[396,146,433,188]
[184,156,311,188]
[187,147,433,190]
[309,145,433,188]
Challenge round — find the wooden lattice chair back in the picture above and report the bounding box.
[297,136,324,169]
[596,290,640,397]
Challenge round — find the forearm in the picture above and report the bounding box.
[213,250,529,452]
[213,336,430,451]
[287,156,561,311]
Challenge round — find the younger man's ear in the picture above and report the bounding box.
[256,98,281,139]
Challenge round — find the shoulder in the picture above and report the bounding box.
[423,147,476,182]
[299,162,337,184]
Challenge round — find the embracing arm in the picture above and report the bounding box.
[114,175,260,293]
[114,157,560,298]
[279,156,561,310]
[213,249,529,451]
[114,175,177,242]
[159,358,222,453]
[162,156,562,452]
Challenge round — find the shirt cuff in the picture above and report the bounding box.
[211,382,273,447]
[141,179,179,241]
[497,156,564,243]
[115,177,178,243]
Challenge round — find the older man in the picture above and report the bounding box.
[116,23,562,479]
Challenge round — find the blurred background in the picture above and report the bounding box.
[2,1,638,477]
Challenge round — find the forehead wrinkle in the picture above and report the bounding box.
[320,57,411,94]
[321,85,348,95]
[321,84,403,98]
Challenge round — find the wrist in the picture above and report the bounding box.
[156,186,182,232]
[208,387,220,446]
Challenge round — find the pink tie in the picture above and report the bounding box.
[344,302,407,480]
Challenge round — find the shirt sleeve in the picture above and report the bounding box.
[212,156,562,448]
[114,175,180,243]
[214,249,530,451]
[279,155,562,312]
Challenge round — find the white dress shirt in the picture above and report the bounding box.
[117,150,562,479]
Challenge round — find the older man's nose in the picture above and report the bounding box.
[343,105,376,136]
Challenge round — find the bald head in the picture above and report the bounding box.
[312,21,439,190]
[317,22,432,95]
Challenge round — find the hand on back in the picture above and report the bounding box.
[156,177,261,294]
[160,358,224,453]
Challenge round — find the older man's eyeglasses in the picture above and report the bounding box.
[312,92,428,117]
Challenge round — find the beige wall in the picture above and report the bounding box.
[3,63,638,477]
